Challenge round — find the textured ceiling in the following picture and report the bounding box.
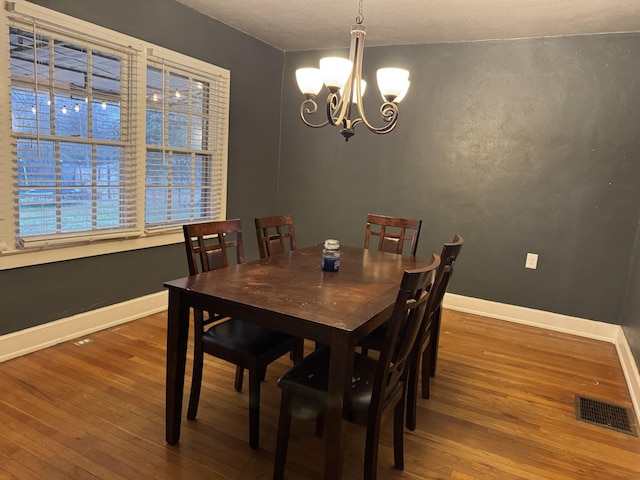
[176,0,640,51]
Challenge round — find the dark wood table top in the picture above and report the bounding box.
[164,244,428,343]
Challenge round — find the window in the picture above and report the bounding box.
[0,2,229,269]
[145,58,226,228]
[9,25,137,245]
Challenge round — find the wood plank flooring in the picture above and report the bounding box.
[0,309,638,479]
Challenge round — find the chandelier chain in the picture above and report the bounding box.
[356,0,364,25]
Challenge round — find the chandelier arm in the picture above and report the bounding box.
[326,93,345,126]
[300,98,330,128]
[354,101,399,134]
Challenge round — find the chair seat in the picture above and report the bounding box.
[203,318,297,357]
[278,346,401,419]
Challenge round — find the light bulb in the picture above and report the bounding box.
[74,103,80,112]
[61,106,67,114]
[31,105,36,114]
[174,90,181,99]
[152,93,158,102]
[101,101,107,110]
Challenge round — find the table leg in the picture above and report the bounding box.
[323,335,353,479]
[166,289,190,444]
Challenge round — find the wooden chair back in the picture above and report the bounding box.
[364,213,422,257]
[422,233,464,381]
[254,214,296,258]
[183,219,245,274]
[429,234,464,314]
[366,254,439,422]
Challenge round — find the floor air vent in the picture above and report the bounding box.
[575,395,638,437]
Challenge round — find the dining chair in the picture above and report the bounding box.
[359,213,423,359]
[273,255,440,480]
[359,234,464,431]
[254,213,296,258]
[364,213,422,257]
[183,219,303,449]
[426,234,464,380]
[254,213,305,358]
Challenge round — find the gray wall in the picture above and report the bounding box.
[4,2,640,371]
[0,0,283,335]
[280,35,640,328]
[622,225,640,368]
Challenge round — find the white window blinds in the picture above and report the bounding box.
[145,55,229,229]
[9,19,139,248]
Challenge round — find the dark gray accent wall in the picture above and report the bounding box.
[0,0,283,335]
[280,35,640,329]
[5,3,640,373]
[622,224,640,368]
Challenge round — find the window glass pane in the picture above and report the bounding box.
[168,72,189,113]
[145,108,163,145]
[53,93,88,137]
[167,112,188,148]
[59,142,91,232]
[191,80,210,149]
[96,145,125,229]
[10,28,50,84]
[92,99,121,141]
[11,88,38,134]
[146,66,163,145]
[145,151,169,224]
[171,154,191,220]
[54,40,87,92]
[167,72,189,148]
[194,154,212,219]
[17,138,56,188]
[17,139,56,237]
[92,51,121,96]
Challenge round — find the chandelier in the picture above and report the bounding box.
[295,0,410,141]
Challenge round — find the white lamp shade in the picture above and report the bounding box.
[340,79,367,102]
[319,57,353,90]
[296,68,323,96]
[376,68,410,100]
[393,80,410,103]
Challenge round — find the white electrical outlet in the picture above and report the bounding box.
[525,253,538,269]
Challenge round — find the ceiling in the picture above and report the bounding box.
[176,0,640,51]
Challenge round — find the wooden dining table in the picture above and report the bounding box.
[164,244,433,479]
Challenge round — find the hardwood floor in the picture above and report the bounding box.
[0,309,638,479]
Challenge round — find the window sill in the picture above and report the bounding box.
[0,231,185,271]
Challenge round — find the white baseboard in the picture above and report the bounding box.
[1,291,638,425]
[0,291,168,363]
[615,329,640,424]
[443,293,619,341]
[443,293,640,424]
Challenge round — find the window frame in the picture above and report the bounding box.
[0,1,229,271]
